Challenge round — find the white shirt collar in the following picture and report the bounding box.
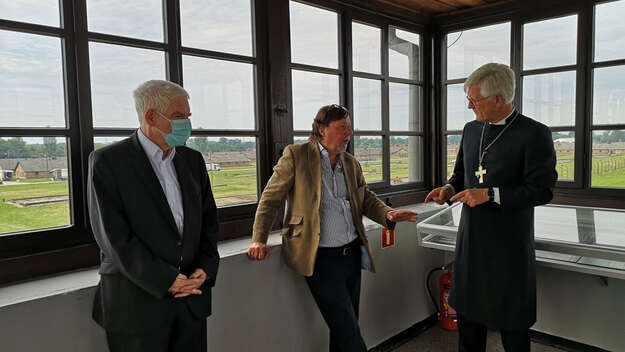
[317,141,343,169]
[491,109,516,125]
[137,128,176,163]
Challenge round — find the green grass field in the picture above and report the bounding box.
[0,181,70,234]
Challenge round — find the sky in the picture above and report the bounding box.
[1,1,624,137]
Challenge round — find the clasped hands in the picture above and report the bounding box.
[168,268,207,298]
[425,186,489,208]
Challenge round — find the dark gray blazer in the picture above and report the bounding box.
[88,131,219,333]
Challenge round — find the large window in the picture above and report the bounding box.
[441,1,625,197]
[0,4,73,238]
[521,14,578,183]
[0,0,264,283]
[592,0,625,189]
[90,0,259,207]
[290,1,341,131]
[443,22,511,180]
[352,22,424,187]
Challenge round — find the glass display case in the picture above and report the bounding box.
[417,203,625,280]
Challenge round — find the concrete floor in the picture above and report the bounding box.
[392,326,567,352]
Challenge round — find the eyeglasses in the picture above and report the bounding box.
[466,95,491,105]
[326,104,348,118]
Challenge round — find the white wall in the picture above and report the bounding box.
[0,204,623,351]
[0,204,445,352]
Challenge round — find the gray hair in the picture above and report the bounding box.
[133,80,189,124]
[464,63,515,104]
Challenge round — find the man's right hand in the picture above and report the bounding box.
[425,186,453,205]
[247,242,270,260]
[168,274,203,297]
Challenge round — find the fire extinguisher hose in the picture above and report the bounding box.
[426,265,445,316]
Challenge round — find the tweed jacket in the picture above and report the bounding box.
[252,140,393,276]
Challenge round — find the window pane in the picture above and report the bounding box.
[389,83,422,131]
[87,0,163,41]
[187,136,258,207]
[293,136,309,145]
[291,70,339,131]
[593,66,625,126]
[354,136,382,183]
[446,135,461,180]
[592,130,625,188]
[183,56,255,130]
[446,83,474,131]
[390,136,422,184]
[94,136,127,149]
[352,22,380,74]
[353,78,381,131]
[0,31,65,128]
[389,27,421,80]
[0,137,70,235]
[595,0,625,62]
[90,43,165,128]
[447,22,510,80]
[522,71,576,127]
[0,1,59,27]
[553,131,575,181]
[290,1,338,69]
[523,15,577,70]
[181,0,253,56]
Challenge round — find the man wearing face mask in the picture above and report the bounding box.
[88,80,219,352]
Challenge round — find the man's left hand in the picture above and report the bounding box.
[449,188,489,207]
[386,209,418,222]
[173,268,207,298]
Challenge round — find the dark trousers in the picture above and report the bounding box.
[305,241,367,352]
[458,315,530,352]
[106,299,207,352]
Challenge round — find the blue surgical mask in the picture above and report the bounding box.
[155,111,192,147]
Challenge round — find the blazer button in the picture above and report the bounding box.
[177,241,182,246]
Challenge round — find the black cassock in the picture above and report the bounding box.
[447,112,557,331]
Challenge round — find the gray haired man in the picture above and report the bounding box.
[426,63,557,352]
[88,80,219,352]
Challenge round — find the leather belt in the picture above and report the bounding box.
[317,238,361,257]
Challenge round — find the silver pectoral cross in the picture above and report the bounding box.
[475,165,487,184]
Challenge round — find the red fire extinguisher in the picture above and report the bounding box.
[439,262,458,330]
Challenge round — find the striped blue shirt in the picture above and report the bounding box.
[318,143,360,247]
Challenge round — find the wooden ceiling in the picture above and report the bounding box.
[377,0,513,16]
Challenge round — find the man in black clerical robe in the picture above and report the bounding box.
[426,63,557,352]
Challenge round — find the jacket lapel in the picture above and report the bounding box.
[173,153,194,239]
[307,141,322,201]
[129,132,179,235]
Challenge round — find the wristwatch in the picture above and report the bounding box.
[487,187,494,202]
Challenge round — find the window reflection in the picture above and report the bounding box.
[522,71,576,127]
[446,22,510,80]
[389,27,420,80]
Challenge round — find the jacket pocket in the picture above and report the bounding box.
[282,215,304,237]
